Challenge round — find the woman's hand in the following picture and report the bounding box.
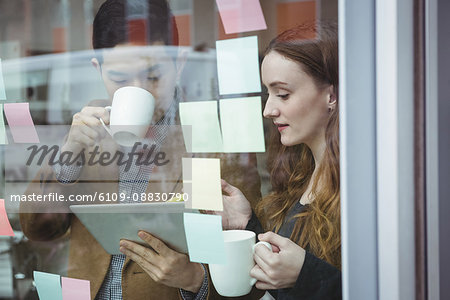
[119,231,205,293]
[208,179,252,230]
[250,231,306,290]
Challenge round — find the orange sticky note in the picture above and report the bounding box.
[3,103,39,143]
[0,199,14,236]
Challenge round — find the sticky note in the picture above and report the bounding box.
[0,104,8,144]
[184,213,226,264]
[216,36,261,95]
[61,277,90,300]
[0,199,14,236]
[220,97,265,152]
[182,158,223,211]
[3,103,39,143]
[0,59,6,100]
[182,157,194,209]
[33,271,63,300]
[179,101,223,152]
[216,0,267,34]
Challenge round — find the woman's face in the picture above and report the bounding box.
[262,51,334,148]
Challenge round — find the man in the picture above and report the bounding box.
[20,0,262,299]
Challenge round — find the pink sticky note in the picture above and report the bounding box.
[3,103,39,143]
[216,0,267,34]
[62,277,91,300]
[0,199,14,236]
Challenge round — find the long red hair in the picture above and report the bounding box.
[256,24,341,268]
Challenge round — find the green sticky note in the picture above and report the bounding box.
[0,104,7,144]
[184,213,226,264]
[216,36,261,95]
[220,96,265,152]
[0,59,6,100]
[33,271,63,300]
[179,101,223,153]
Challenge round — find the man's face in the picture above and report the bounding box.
[97,44,178,124]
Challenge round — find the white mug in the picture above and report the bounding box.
[100,86,155,147]
[209,230,273,297]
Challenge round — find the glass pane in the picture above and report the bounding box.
[0,1,340,299]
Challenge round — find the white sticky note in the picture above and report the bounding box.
[220,97,265,152]
[182,157,223,211]
[0,104,8,144]
[216,0,267,34]
[0,59,6,100]
[33,271,63,300]
[216,36,261,95]
[183,213,226,264]
[179,101,223,152]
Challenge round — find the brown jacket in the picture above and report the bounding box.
[20,102,263,299]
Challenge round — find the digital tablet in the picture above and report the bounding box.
[70,202,192,255]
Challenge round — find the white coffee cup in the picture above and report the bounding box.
[209,230,273,297]
[100,86,155,147]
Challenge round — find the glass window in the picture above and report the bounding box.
[0,1,341,299]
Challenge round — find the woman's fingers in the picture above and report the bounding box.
[250,264,271,284]
[258,232,290,249]
[221,179,239,196]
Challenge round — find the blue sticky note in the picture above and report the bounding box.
[0,104,7,144]
[0,59,6,100]
[216,36,261,95]
[33,271,63,300]
[184,213,226,264]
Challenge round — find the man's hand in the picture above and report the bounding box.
[250,232,306,290]
[119,231,205,293]
[61,106,110,155]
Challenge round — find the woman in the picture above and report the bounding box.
[218,24,341,299]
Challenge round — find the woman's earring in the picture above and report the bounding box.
[328,107,332,113]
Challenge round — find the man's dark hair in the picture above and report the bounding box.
[92,0,179,50]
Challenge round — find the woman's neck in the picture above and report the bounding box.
[308,133,327,169]
[300,135,327,205]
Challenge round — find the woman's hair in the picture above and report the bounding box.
[256,23,341,268]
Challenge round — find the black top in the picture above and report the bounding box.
[246,202,342,300]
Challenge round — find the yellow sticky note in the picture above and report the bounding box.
[182,158,223,211]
